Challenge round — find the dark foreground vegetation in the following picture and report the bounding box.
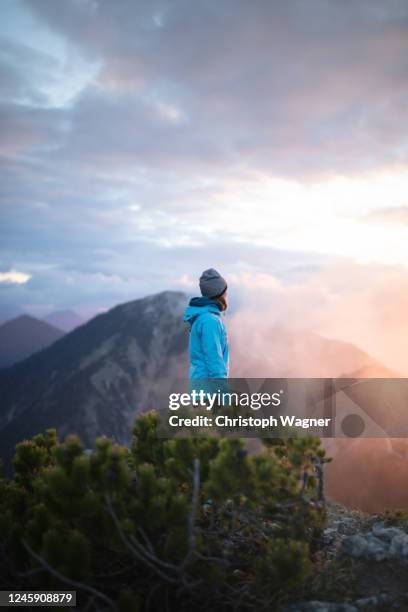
[0,412,329,611]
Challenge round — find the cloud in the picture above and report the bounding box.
[174,274,195,289]
[226,260,408,376]
[0,0,407,344]
[2,1,408,189]
[365,205,408,225]
[0,39,50,106]
[0,269,31,284]
[0,0,403,176]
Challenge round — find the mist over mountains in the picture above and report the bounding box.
[0,289,405,512]
[229,322,394,378]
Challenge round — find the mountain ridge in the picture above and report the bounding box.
[0,290,188,473]
[0,314,65,369]
[44,309,84,332]
[0,290,396,486]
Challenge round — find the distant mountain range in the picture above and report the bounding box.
[0,290,403,512]
[0,310,86,369]
[0,291,188,473]
[0,315,65,368]
[43,309,84,332]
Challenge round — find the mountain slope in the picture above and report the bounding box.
[0,294,396,489]
[44,309,84,332]
[0,315,65,368]
[0,291,189,472]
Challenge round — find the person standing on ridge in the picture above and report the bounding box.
[183,268,229,380]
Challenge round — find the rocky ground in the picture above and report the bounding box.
[284,502,408,612]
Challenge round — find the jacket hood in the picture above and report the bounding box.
[183,296,221,326]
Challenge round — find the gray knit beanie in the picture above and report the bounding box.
[199,268,227,298]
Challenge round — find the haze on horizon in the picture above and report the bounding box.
[1,0,408,373]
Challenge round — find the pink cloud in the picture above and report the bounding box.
[226,260,408,375]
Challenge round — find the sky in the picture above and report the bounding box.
[1,0,408,370]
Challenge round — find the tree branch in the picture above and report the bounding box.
[22,539,117,612]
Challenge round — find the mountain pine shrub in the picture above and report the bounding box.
[0,411,329,611]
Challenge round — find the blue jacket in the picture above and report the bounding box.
[183,297,229,379]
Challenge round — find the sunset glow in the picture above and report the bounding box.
[1,0,408,372]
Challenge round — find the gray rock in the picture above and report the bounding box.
[342,523,408,561]
[323,527,338,544]
[354,594,389,608]
[342,533,389,561]
[372,522,402,541]
[389,533,408,557]
[284,601,357,612]
[284,594,389,611]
